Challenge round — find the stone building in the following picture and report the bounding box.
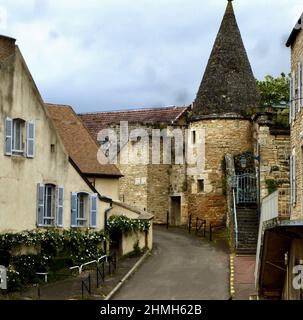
[254,13,303,300]
[80,106,188,224]
[80,0,282,231]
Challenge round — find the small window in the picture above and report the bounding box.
[77,193,88,227]
[197,179,204,193]
[192,131,196,144]
[12,119,25,155]
[50,144,56,153]
[44,184,56,226]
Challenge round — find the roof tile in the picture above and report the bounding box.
[47,104,122,177]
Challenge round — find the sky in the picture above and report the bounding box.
[0,0,302,113]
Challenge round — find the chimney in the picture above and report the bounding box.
[0,35,16,61]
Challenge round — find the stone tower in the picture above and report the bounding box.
[187,0,260,225]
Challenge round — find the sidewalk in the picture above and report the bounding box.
[232,255,256,300]
[2,254,143,300]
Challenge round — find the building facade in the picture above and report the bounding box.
[0,35,152,255]
[254,15,303,300]
[80,0,262,229]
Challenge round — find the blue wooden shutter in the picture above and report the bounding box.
[90,193,97,228]
[71,192,78,227]
[56,186,64,227]
[5,117,12,156]
[37,184,45,226]
[26,121,35,158]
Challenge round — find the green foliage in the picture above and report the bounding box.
[265,179,278,195]
[0,229,107,292]
[256,73,290,107]
[107,215,151,236]
[6,266,22,292]
[274,108,289,129]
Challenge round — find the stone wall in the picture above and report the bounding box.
[253,116,290,200]
[187,118,253,225]
[111,123,187,224]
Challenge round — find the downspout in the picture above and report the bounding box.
[104,200,113,231]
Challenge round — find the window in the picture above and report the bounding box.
[12,119,24,154]
[192,131,196,144]
[5,118,35,157]
[77,193,88,226]
[197,179,204,193]
[290,151,296,207]
[71,192,97,228]
[44,185,55,226]
[37,184,64,227]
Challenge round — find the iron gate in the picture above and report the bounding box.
[235,173,257,204]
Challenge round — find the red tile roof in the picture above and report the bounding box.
[47,104,122,177]
[79,106,189,141]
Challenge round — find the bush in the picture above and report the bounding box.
[0,229,108,292]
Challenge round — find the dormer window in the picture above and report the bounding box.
[4,117,35,158]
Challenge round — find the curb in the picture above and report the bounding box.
[230,254,235,298]
[104,250,151,300]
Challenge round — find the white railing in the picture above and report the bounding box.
[261,190,279,222]
[70,254,107,274]
[255,188,291,288]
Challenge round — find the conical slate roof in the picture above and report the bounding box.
[191,0,260,120]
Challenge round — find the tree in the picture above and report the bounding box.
[256,73,290,107]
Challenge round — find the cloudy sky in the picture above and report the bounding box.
[0,0,302,113]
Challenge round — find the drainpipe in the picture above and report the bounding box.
[104,200,113,254]
[285,252,289,300]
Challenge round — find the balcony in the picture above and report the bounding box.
[261,188,291,223]
[255,187,291,289]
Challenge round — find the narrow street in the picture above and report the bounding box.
[113,226,230,300]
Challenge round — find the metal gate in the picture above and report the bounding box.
[235,173,257,204]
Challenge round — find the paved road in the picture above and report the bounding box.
[113,226,229,300]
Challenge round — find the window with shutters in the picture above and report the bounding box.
[71,192,97,228]
[37,184,64,227]
[4,118,35,157]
